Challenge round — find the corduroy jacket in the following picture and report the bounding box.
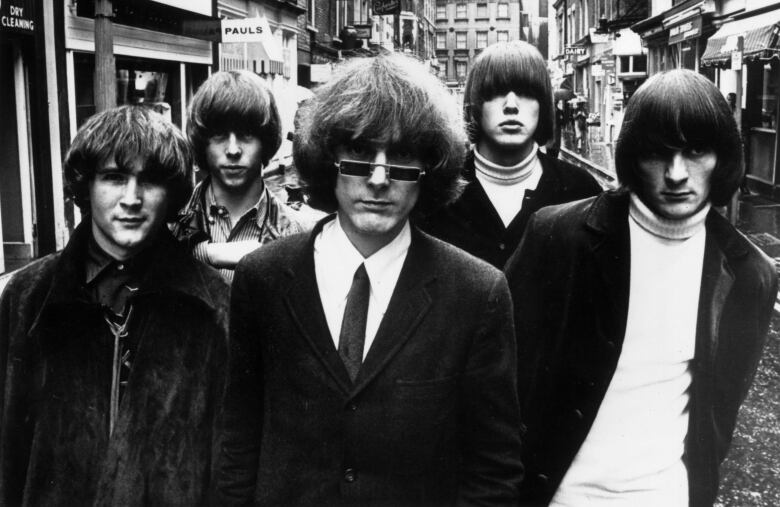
[0,223,229,506]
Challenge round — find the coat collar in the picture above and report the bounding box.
[282,215,437,397]
[28,220,220,339]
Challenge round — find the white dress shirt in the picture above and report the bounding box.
[314,216,411,358]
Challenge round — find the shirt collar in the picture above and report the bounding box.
[206,179,269,227]
[315,217,412,309]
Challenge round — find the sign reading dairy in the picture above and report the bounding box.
[222,17,267,43]
[1,0,35,33]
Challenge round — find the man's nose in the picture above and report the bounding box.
[226,133,242,157]
[119,176,142,206]
[503,92,520,113]
[367,150,391,186]
[665,153,689,185]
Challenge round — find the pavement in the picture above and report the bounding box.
[561,127,780,311]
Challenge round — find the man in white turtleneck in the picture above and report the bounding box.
[420,40,600,268]
[505,70,777,507]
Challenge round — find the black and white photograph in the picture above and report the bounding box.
[0,0,779,505]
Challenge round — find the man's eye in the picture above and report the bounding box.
[686,146,708,157]
[346,143,370,158]
[100,172,126,183]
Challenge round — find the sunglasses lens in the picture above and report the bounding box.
[339,161,372,177]
[388,167,422,182]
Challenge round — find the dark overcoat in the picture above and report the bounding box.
[418,151,602,268]
[217,217,523,506]
[0,224,230,506]
[504,191,778,506]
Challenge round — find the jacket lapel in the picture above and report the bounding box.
[351,229,435,395]
[583,192,631,368]
[283,217,354,394]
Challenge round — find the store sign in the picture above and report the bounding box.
[354,24,372,39]
[667,17,702,45]
[222,18,267,43]
[0,0,35,33]
[373,0,400,15]
[592,64,604,77]
[151,0,211,16]
[565,46,587,56]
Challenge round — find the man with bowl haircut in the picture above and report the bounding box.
[505,70,777,506]
[217,54,523,506]
[173,70,307,282]
[0,106,229,505]
[420,41,601,268]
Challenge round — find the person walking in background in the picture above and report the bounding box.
[0,106,229,505]
[420,40,601,269]
[505,69,777,506]
[172,70,309,282]
[216,53,523,506]
[574,103,588,154]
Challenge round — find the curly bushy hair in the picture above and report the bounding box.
[293,53,467,217]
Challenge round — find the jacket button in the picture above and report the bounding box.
[344,468,357,482]
[537,473,549,484]
[573,408,584,420]
[606,341,616,350]
[348,404,357,411]
[498,243,506,250]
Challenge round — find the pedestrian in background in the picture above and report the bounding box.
[216,53,523,506]
[0,106,229,505]
[420,40,601,268]
[172,70,309,282]
[505,69,777,506]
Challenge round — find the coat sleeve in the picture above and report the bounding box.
[457,273,524,506]
[0,278,34,505]
[214,262,264,505]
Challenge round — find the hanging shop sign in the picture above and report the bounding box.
[373,0,400,16]
[565,46,587,56]
[0,0,35,34]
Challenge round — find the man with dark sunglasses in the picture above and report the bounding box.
[216,53,523,506]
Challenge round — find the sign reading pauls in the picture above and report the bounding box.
[1,0,35,33]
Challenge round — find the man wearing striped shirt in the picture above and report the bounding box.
[173,70,307,281]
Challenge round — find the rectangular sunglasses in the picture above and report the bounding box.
[335,160,426,182]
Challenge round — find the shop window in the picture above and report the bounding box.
[456,31,467,49]
[497,30,509,43]
[438,60,448,79]
[456,3,467,19]
[476,3,488,19]
[477,31,488,49]
[497,2,509,19]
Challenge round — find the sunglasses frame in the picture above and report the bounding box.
[334,160,426,182]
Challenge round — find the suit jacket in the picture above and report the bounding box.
[0,223,229,506]
[217,216,523,506]
[418,151,602,268]
[504,191,777,506]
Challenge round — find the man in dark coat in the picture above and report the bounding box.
[216,54,523,506]
[420,40,601,269]
[505,70,777,506]
[0,106,229,505]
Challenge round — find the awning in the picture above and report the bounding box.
[701,11,780,67]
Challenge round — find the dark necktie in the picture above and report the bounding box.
[338,263,370,382]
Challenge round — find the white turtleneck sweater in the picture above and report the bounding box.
[473,144,543,227]
[551,193,710,507]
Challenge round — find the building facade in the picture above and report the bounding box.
[434,0,522,92]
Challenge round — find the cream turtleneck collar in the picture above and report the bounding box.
[629,192,709,240]
[474,143,540,185]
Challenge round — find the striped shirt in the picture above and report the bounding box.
[178,178,310,282]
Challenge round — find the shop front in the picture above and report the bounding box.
[0,0,60,277]
[701,7,780,197]
[64,0,214,230]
